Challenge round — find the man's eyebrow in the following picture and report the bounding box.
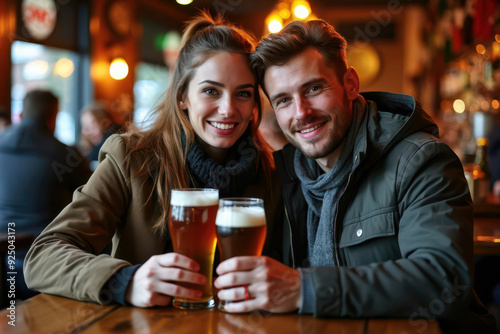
[299,77,328,90]
[269,92,288,106]
[269,77,328,105]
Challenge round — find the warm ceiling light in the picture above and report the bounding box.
[266,13,283,33]
[492,99,499,109]
[453,99,465,114]
[269,20,283,33]
[292,1,311,19]
[265,0,314,34]
[109,57,129,80]
[294,5,310,18]
[53,58,74,78]
[176,0,193,4]
[279,8,291,19]
[476,44,486,55]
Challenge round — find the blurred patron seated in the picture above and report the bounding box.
[0,89,92,299]
[0,106,11,134]
[80,102,118,169]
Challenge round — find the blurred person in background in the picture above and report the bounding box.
[80,102,118,169]
[0,89,92,299]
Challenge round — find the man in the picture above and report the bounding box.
[214,20,497,333]
[0,89,92,299]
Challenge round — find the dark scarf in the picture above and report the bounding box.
[294,97,366,266]
[184,129,259,198]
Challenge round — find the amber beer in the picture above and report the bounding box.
[168,188,219,309]
[216,198,266,311]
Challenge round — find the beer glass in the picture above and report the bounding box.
[168,188,219,309]
[215,198,267,312]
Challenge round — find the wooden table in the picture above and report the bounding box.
[473,195,500,256]
[0,294,442,334]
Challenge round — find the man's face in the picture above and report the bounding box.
[264,47,359,167]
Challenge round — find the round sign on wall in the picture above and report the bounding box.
[22,0,57,40]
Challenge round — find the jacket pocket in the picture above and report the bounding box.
[339,207,400,266]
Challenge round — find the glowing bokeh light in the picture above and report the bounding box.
[109,57,129,80]
[453,99,465,114]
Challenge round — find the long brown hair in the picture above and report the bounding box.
[124,11,273,237]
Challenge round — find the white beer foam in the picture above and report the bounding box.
[170,190,219,206]
[216,206,266,227]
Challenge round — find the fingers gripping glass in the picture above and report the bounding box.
[168,188,219,310]
[215,198,267,312]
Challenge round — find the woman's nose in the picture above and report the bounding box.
[218,96,235,118]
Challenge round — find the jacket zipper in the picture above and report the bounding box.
[284,205,296,268]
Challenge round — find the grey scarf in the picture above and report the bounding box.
[294,97,366,266]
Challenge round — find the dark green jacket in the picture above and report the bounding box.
[273,92,496,333]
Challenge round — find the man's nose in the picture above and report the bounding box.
[218,96,235,118]
[294,96,311,119]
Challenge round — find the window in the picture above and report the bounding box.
[133,62,169,130]
[11,41,90,145]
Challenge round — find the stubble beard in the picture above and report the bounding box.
[285,127,344,160]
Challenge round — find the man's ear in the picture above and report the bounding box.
[343,67,360,101]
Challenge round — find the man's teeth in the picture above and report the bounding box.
[210,121,235,130]
[300,124,320,134]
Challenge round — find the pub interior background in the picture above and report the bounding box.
[0,0,499,327]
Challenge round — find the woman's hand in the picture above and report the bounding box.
[125,253,207,307]
[214,256,302,313]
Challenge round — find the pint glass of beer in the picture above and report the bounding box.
[168,188,219,309]
[215,198,267,312]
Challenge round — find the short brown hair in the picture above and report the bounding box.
[23,89,58,121]
[250,20,348,93]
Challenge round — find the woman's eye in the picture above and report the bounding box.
[237,91,252,98]
[203,88,218,95]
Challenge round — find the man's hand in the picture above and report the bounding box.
[125,253,207,307]
[214,256,301,313]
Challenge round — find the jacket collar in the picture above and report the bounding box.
[354,92,439,168]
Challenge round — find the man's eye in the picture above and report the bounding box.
[308,86,321,93]
[276,97,290,106]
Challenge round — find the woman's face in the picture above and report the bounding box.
[182,51,256,160]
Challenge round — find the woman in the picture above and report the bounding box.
[24,12,282,308]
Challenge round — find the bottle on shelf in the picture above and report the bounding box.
[466,137,491,203]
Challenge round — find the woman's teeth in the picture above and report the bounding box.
[210,121,236,130]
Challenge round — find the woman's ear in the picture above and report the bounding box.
[179,101,187,111]
[343,67,360,101]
